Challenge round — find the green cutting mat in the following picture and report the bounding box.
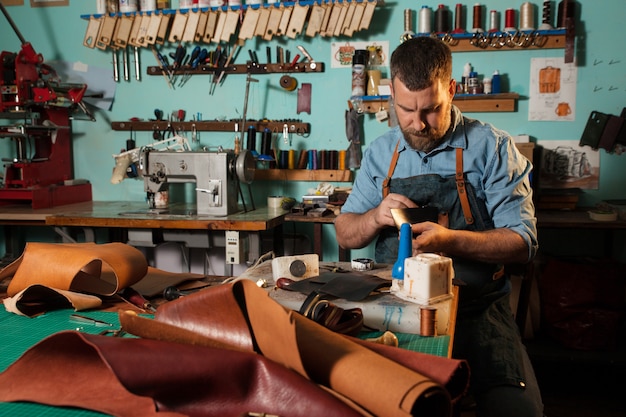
[359,331,450,357]
[0,309,120,417]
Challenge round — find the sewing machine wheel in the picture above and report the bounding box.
[234,149,255,184]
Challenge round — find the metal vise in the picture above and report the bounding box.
[142,148,254,217]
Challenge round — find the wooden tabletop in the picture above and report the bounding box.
[0,201,287,231]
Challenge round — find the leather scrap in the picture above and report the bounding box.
[0,242,204,317]
[287,271,391,301]
[3,284,102,317]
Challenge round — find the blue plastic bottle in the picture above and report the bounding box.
[491,70,501,94]
[392,223,413,279]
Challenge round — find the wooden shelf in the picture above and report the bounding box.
[111,120,310,133]
[356,93,519,113]
[254,169,353,182]
[453,93,519,112]
[421,30,566,52]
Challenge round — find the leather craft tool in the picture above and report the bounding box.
[297,83,312,114]
[297,45,317,69]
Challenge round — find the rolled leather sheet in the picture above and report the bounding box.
[121,280,469,416]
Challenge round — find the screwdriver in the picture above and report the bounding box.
[179,46,201,87]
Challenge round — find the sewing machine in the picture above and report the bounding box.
[140,146,255,217]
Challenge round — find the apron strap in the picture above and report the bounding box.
[382,140,401,199]
[382,142,474,226]
[455,147,475,225]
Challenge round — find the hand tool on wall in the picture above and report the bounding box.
[213,39,243,91]
[122,46,130,82]
[297,45,317,69]
[133,45,141,81]
[151,46,174,89]
[112,47,120,82]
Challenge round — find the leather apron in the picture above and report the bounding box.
[376,141,505,310]
[375,130,527,393]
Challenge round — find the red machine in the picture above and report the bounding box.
[0,4,93,208]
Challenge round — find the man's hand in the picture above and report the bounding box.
[410,221,452,255]
[373,193,418,229]
[335,193,417,250]
[411,222,530,264]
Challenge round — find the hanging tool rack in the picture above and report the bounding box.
[111,119,310,135]
[147,60,323,78]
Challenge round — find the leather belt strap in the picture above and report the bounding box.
[455,148,474,225]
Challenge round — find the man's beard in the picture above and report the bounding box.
[400,106,452,153]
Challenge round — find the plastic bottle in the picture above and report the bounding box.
[491,70,501,94]
[467,71,480,94]
[351,50,369,97]
[462,62,472,94]
[392,223,413,279]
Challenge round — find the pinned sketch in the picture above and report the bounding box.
[529,57,578,121]
[537,139,599,190]
[330,40,389,69]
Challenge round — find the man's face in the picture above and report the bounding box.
[391,78,456,153]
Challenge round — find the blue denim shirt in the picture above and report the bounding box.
[341,106,538,262]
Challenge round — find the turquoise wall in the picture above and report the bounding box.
[1,1,624,261]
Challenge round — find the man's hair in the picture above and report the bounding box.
[390,37,453,91]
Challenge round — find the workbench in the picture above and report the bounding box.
[0,258,458,416]
[1,201,288,273]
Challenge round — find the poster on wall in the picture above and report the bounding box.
[528,57,578,122]
[1,1,25,6]
[30,0,68,6]
[537,139,599,190]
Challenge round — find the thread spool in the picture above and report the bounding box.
[557,0,575,29]
[453,3,464,33]
[418,5,433,34]
[246,125,256,152]
[297,149,308,169]
[338,150,346,170]
[140,0,156,11]
[280,75,298,91]
[401,8,415,41]
[488,10,500,32]
[267,195,284,211]
[308,149,318,170]
[328,150,338,170]
[471,3,483,33]
[504,8,516,31]
[434,4,451,34]
[539,0,554,29]
[404,9,413,32]
[319,150,328,169]
[119,0,138,12]
[420,307,437,337]
[260,128,272,156]
[519,2,535,31]
[279,150,288,168]
[288,149,296,169]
